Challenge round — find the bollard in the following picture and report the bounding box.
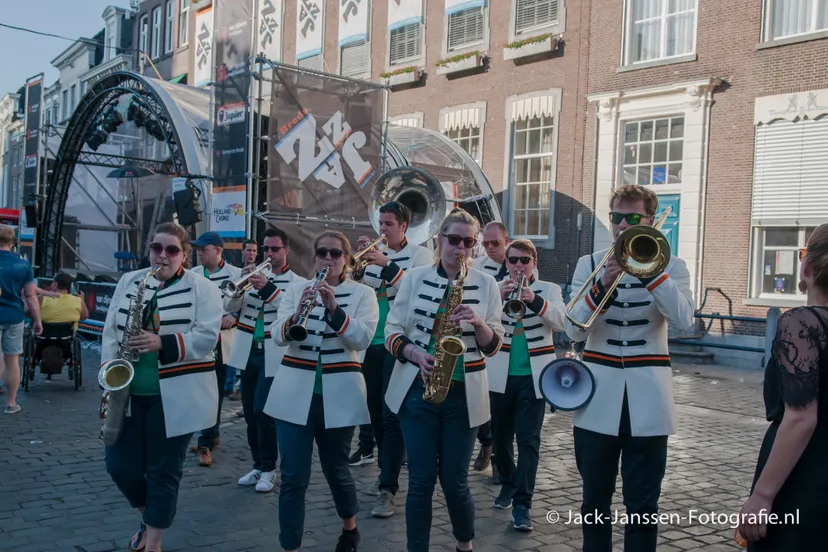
[763,307,781,368]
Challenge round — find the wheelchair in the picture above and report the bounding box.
[21,322,83,391]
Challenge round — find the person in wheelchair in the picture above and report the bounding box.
[36,273,87,380]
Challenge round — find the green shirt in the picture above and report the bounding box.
[313,353,323,395]
[371,282,389,346]
[253,306,265,342]
[130,351,161,395]
[508,322,532,377]
[428,285,465,382]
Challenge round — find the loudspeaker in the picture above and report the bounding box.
[173,184,202,226]
[24,204,37,228]
[539,358,595,411]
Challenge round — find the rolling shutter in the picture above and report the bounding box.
[389,22,422,65]
[447,7,485,51]
[340,40,369,76]
[516,0,559,34]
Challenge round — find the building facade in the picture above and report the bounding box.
[133,0,193,82]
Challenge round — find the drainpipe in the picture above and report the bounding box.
[695,82,717,308]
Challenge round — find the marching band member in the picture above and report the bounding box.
[384,208,505,552]
[564,185,694,552]
[265,230,378,552]
[102,222,222,552]
[354,201,432,518]
[225,227,305,493]
[191,231,242,466]
[488,238,567,531]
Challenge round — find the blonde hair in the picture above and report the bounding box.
[610,184,659,217]
[0,224,14,247]
[313,230,353,275]
[151,222,192,269]
[804,224,828,291]
[434,208,481,265]
[506,238,537,261]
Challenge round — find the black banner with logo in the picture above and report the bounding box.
[22,75,43,226]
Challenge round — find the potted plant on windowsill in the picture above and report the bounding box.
[435,51,485,75]
[380,66,424,88]
[502,34,561,62]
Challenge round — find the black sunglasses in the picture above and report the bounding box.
[316,248,344,260]
[149,243,182,257]
[609,212,647,225]
[442,233,477,248]
[508,256,533,265]
[262,245,284,252]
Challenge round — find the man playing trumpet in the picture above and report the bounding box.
[224,227,306,493]
[353,201,432,518]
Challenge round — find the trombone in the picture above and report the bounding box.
[566,207,672,330]
[350,235,388,280]
[220,260,272,298]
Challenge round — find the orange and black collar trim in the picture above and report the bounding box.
[280,263,291,274]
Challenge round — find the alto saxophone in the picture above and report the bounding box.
[98,266,159,446]
[423,254,467,404]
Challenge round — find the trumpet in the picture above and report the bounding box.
[350,235,389,280]
[287,266,330,342]
[220,260,272,298]
[503,270,527,320]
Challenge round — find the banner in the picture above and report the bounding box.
[194,6,214,87]
[76,281,117,335]
[22,75,43,227]
[445,0,485,15]
[267,64,386,275]
[339,0,369,47]
[388,0,423,30]
[256,0,283,61]
[296,0,324,60]
[211,187,247,238]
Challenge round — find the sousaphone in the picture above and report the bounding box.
[369,166,448,245]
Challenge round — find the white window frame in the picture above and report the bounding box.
[165,1,175,54]
[386,19,426,69]
[389,112,424,127]
[749,226,814,302]
[140,14,149,56]
[621,0,698,67]
[105,20,116,61]
[620,115,685,188]
[441,3,490,57]
[439,101,486,166]
[762,0,828,42]
[70,84,77,111]
[179,0,190,47]
[502,90,562,245]
[508,0,566,42]
[151,7,162,60]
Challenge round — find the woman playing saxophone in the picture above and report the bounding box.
[384,208,505,552]
[101,223,222,552]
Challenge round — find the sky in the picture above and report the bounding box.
[0,0,132,97]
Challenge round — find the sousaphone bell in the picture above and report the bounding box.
[369,166,448,245]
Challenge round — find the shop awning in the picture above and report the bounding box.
[168,73,187,84]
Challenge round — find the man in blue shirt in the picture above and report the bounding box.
[0,224,42,413]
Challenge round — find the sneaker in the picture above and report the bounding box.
[349,449,374,466]
[197,447,213,467]
[255,470,277,492]
[335,528,360,552]
[4,404,21,414]
[494,487,513,510]
[513,507,533,531]
[238,469,262,486]
[372,490,396,517]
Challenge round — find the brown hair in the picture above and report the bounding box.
[0,224,14,247]
[804,224,828,291]
[610,184,659,217]
[506,238,537,261]
[151,222,192,269]
[434,208,481,264]
[313,230,353,274]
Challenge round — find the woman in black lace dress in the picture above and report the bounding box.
[738,224,828,551]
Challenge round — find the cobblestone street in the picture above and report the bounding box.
[1,348,770,552]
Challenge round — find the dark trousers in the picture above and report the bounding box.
[277,393,358,550]
[399,377,478,552]
[240,347,278,472]
[356,424,374,452]
[477,420,492,447]
[362,344,385,456]
[573,390,668,552]
[105,395,193,529]
[378,347,405,494]
[491,375,545,509]
[198,346,226,449]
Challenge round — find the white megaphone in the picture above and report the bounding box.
[539,350,595,412]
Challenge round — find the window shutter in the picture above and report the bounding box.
[298,54,322,71]
[340,40,369,77]
[447,7,485,51]
[516,0,559,34]
[389,22,422,65]
[751,117,828,224]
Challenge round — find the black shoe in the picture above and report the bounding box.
[494,486,512,509]
[335,528,360,552]
[513,507,533,531]
[349,448,374,466]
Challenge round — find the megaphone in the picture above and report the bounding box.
[539,356,595,411]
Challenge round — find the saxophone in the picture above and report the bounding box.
[98,266,159,446]
[423,254,468,404]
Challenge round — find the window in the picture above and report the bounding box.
[179,0,190,46]
[105,20,116,61]
[764,0,828,40]
[45,108,51,126]
[340,40,369,76]
[140,14,149,55]
[510,116,555,238]
[390,113,423,127]
[623,0,697,65]
[515,0,560,34]
[753,227,814,296]
[70,84,76,111]
[621,116,684,186]
[447,127,482,163]
[151,7,162,59]
[165,1,175,54]
[441,104,485,164]
[61,90,68,121]
[389,22,422,65]
[447,7,485,52]
[298,54,322,71]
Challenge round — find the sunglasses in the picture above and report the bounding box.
[262,246,284,252]
[316,247,344,260]
[442,233,477,248]
[149,243,182,257]
[482,240,501,248]
[508,256,533,265]
[609,212,647,225]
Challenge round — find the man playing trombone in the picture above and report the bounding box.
[224,227,306,493]
[353,201,431,518]
[563,185,694,552]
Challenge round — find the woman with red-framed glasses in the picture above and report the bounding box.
[101,222,223,552]
[384,208,505,552]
